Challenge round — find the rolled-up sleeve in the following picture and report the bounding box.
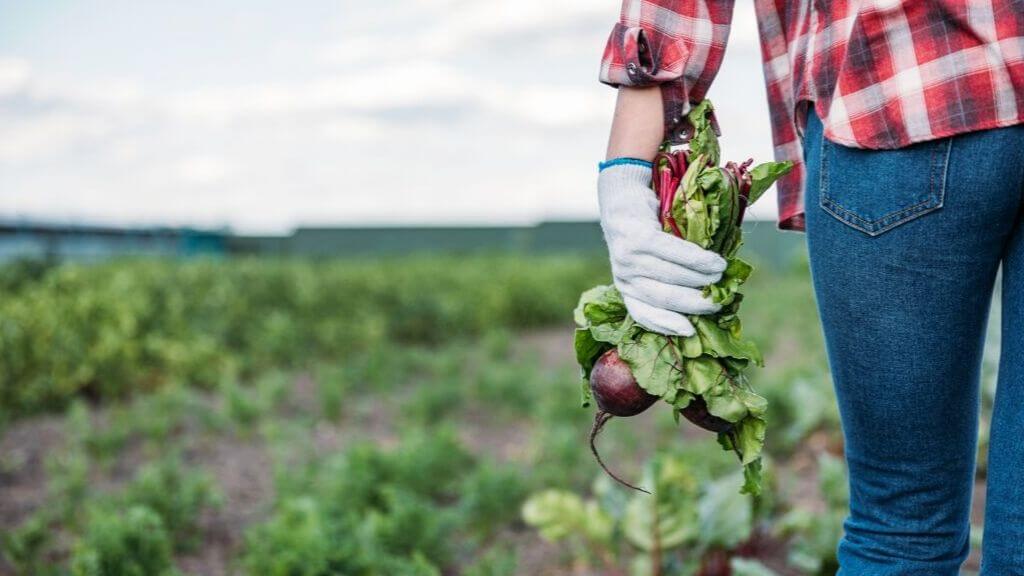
[599,0,735,141]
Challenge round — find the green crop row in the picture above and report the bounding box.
[0,255,608,415]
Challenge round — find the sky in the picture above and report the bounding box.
[0,0,778,234]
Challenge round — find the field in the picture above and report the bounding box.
[0,250,997,575]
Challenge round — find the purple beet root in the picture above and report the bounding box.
[681,395,734,433]
[590,349,658,416]
[588,349,657,493]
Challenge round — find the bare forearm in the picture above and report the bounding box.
[605,86,664,162]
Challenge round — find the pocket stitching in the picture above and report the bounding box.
[818,138,950,237]
[821,194,942,236]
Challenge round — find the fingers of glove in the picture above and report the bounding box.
[623,294,696,337]
[620,277,720,315]
[641,232,727,275]
[612,253,722,288]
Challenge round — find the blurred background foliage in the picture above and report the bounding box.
[0,233,997,575]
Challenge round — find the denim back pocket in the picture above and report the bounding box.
[819,136,952,236]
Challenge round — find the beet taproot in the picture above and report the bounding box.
[588,349,657,493]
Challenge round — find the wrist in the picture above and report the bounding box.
[606,86,664,161]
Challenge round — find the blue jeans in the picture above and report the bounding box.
[803,111,1024,574]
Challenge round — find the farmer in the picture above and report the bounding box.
[596,1,1024,574]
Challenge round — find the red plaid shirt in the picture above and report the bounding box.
[600,0,1024,231]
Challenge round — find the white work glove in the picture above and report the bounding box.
[597,161,726,337]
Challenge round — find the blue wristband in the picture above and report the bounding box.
[598,157,653,172]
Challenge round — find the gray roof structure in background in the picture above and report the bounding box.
[0,221,227,262]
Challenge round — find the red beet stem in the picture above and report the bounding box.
[734,157,754,226]
[653,150,687,238]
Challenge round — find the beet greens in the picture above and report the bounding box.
[576,100,793,495]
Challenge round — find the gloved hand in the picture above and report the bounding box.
[597,160,727,336]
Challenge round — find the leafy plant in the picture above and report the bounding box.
[69,505,178,576]
[402,376,464,428]
[120,456,222,550]
[463,547,518,576]
[243,430,487,575]
[65,401,119,464]
[523,453,761,574]
[221,377,271,431]
[239,497,334,576]
[775,453,847,574]
[0,513,56,576]
[363,487,456,567]
[45,446,90,523]
[315,363,351,423]
[524,485,610,545]
[457,462,530,540]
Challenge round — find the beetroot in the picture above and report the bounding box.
[590,349,658,416]
[680,395,734,433]
[588,349,657,493]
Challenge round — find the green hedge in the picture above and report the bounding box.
[0,255,609,414]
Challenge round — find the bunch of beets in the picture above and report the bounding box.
[575,100,793,495]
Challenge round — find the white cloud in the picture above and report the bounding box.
[178,155,231,185]
[480,84,613,126]
[323,0,608,67]
[0,112,111,163]
[436,0,607,43]
[163,61,472,121]
[0,58,30,97]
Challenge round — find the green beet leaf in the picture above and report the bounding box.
[748,161,795,205]
[705,257,753,306]
[681,356,723,396]
[697,472,754,549]
[574,328,602,373]
[705,388,749,423]
[740,458,764,496]
[574,284,626,328]
[680,334,703,358]
[617,331,681,398]
[694,316,763,366]
[686,100,720,166]
[717,415,767,495]
[522,490,614,545]
[589,315,636,348]
[623,456,700,552]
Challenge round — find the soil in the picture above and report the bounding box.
[0,415,65,529]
